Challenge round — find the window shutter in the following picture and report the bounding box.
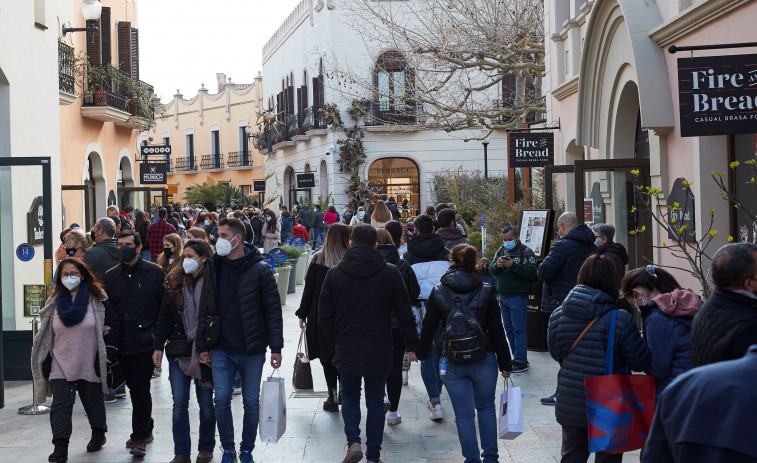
[86,19,102,66]
[318,77,325,107]
[130,28,139,79]
[312,77,321,111]
[300,84,308,109]
[296,87,303,116]
[118,22,132,75]
[276,92,283,122]
[100,7,111,65]
[502,74,516,108]
[287,86,294,116]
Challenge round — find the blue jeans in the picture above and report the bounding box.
[140,250,151,262]
[421,338,443,403]
[499,296,528,365]
[442,352,500,463]
[168,358,216,455]
[312,228,326,249]
[338,370,387,462]
[211,350,265,452]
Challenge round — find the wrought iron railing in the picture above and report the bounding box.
[174,157,197,172]
[227,151,251,167]
[82,65,128,113]
[200,154,224,170]
[58,42,76,95]
[252,129,270,151]
[301,105,327,132]
[363,100,425,126]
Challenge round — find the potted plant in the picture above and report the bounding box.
[282,245,304,294]
[274,261,291,305]
[292,244,309,285]
[86,64,114,106]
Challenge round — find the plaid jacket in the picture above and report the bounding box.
[145,219,176,262]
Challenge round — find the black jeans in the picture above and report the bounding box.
[50,379,106,443]
[386,329,406,412]
[561,425,623,463]
[118,351,155,441]
[320,359,339,390]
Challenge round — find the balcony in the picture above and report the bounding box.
[173,157,197,172]
[252,129,271,152]
[200,154,224,170]
[81,65,131,123]
[301,105,327,135]
[117,80,156,130]
[363,101,425,132]
[272,116,296,150]
[58,42,77,105]
[227,151,252,168]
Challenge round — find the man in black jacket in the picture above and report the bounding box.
[691,243,757,367]
[385,196,401,221]
[250,209,264,248]
[82,217,120,282]
[196,218,283,463]
[319,224,419,463]
[103,230,166,457]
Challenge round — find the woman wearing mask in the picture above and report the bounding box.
[370,200,392,229]
[296,223,351,412]
[153,240,216,463]
[31,258,118,463]
[232,210,254,243]
[186,227,209,244]
[323,205,338,226]
[56,228,73,265]
[548,254,650,463]
[621,265,700,396]
[203,212,219,245]
[349,207,365,227]
[263,210,281,253]
[134,211,152,262]
[63,229,93,259]
[182,207,194,229]
[280,211,294,244]
[158,233,184,274]
[417,244,512,463]
[376,228,420,425]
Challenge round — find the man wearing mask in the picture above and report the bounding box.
[82,217,120,282]
[196,218,283,463]
[311,205,327,250]
[537,212,596,404]
[103,230,166,457]
[146,207,176,263]
[250,209,264,248]
[489,225,537,373]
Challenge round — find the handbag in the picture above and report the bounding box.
[165,336,193,358]
[584,310,656,454]
[292,326,314,392]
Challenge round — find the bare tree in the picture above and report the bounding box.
[322,0,545,136]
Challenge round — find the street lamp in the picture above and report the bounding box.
[479,127,491,180]
[62,0,102,40]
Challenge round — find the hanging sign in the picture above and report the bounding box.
[508,132,554,168]
[140,162,167,185]
[667,177,696,242]
[26,196,44,245]
[677,53,757,137]
[140,145,172,157]
[296,173,315,189]
[254,181,266,192]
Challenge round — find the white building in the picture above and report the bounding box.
[261,0,509,216]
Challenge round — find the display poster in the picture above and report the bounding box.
[520,210,549,257]
[583,198,594,224]
[24,284,47,317]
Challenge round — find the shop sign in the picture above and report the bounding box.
[140,162,167,185]
[254,181,266,192]
[589,182,605,224]
[508,132,554,168]
[24,284,47,316]
[583,198,594,224]
[296,173,315,189]
[667,178,696,242]
[26,196,44,245]
[678,53,757,137]
[140,145,171,158]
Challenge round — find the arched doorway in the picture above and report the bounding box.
[367,157,420,220]
[85,152,106,227]
[283,166,295,209]
[118,154,136,208]
[319,160,328,199]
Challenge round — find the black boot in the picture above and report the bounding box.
[323,387,339,412]
[49,438,68,463]
[86,429,107,452]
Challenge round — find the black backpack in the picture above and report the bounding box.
[438,285,488,365]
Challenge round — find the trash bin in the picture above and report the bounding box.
[527,278,548,351]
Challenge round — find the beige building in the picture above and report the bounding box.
[150,73,265,204]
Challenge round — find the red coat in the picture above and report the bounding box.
[292,225,310,242]
[324,211,338,225]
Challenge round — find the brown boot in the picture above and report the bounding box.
[196,450,213,463]
[169,456,191,463]
[343,443,363,463]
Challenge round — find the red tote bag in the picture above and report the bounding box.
[584,310,656,454]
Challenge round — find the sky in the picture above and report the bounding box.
[138,0,303,102]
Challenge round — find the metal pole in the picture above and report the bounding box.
[18,316,50,415]
[483,142,489,180]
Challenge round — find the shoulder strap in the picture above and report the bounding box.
[604,310,618,375]
[562,316,600,363]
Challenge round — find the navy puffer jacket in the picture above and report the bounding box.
[537,224,596,312]
[548,285,650,428]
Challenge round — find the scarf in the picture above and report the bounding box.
[178,276,204,381]
[57,284,90,327]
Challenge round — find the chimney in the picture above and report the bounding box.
[216,73,226,92]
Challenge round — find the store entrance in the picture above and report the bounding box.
[121,187,168,216]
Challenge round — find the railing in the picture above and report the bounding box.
[58,42,76,95]
[200,154,224,170]
[301,105,327,132]
[82,64,129,113]
[227,151,251,167]
[129,80,156,121]
[252,129,270,151]
[173,157,197,172]
[363,100,425,126]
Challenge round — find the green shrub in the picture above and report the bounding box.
[281,245,304,260]
[468,231,482,250]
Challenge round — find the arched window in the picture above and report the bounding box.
[374,51,415,123]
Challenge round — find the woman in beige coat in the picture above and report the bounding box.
[263,209,282,253]
[31,257,118,463]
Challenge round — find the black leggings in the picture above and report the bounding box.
[320,359,339,389]
[386,329,406,412]
[50,379,107,442]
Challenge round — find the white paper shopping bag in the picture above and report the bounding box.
[259,374,287,443]
[498,382,524,439]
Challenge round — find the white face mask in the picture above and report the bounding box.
[215,236,238,256]
[61,275,81,291]
[182,257,200,274]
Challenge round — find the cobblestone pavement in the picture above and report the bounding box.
[0,283,641,463]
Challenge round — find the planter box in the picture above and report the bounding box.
[275,266,291,305]
[295,251,307,285]
[287,258,298,294]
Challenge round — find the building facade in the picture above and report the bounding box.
[261,0,509,216]
[151,73,265,204]
[544,0,757,290]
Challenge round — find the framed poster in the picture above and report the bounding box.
[24,284,47,317]
[519,209,553,257]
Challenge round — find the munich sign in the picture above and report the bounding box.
[140,162,167,185]
[678,54,757,137]
[508,132,554,168]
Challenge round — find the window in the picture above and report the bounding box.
[186,134,194,169]
[374,51,414,122]
[239,127,250,165]
[367,158,420,219]
[211,130,221,168]
[34,0,46,28]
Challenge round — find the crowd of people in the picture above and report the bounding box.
[32,199,757,463]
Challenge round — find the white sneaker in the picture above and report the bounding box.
[401,371,408,385]
[386,411,401,425]
[232,387,242,395]
[429,403,443,421]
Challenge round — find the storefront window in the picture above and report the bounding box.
[368,157,420,220]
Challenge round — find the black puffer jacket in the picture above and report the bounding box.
[691,289,757,367]
[318,245,419,377]
[418,267,512,372]
[597,241,629,286]
[195,244,284,355]
[537,224,596,312]
[103,257,167,355]
[548,285,650,428]
[385,200,401,220]
[403,233,449,265]
[296,260,333,362]
[377,244,421,329]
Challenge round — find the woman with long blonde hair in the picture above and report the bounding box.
[370,200,393,229]
[295,223,351,412]
[157,233,184,275]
